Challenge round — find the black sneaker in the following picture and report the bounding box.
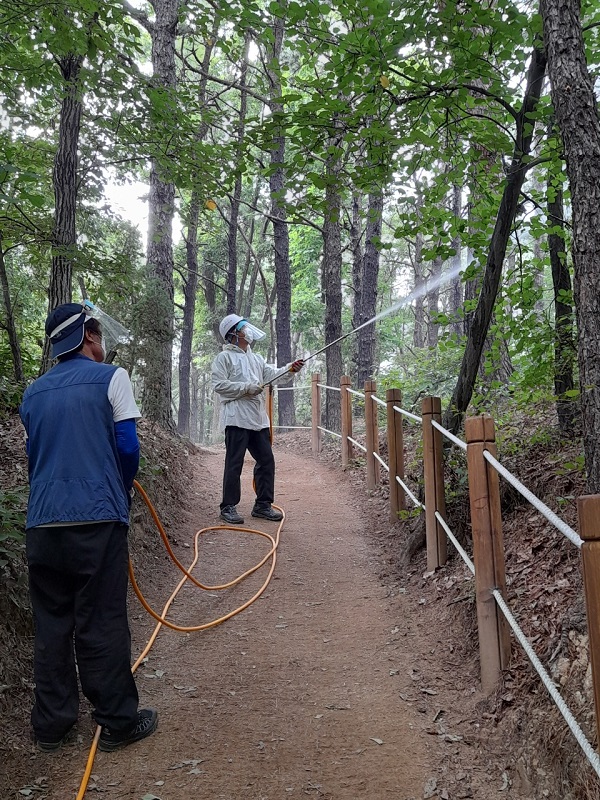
[220,505,244,524]
[98,708,158,752]
[36,727,73,752]
[251,504,283,522]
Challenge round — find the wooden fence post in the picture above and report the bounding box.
[340,375,353,469]
[578,495,600,747]
[364,380,380,489]
[421,396,447,571]
[311,373,321,458]
[387,388,405,520]
[465,414,511,693]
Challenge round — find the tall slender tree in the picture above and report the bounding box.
[540,0,600,490]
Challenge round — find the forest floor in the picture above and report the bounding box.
[0,418,597,800]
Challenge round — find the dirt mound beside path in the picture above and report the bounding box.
[3,440,521,800]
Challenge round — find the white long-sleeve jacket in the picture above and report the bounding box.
[211,344,284,431]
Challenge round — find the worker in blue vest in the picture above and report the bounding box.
[212,314,304,525]
[19,303,158,752]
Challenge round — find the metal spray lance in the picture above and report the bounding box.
[260,259,465,388]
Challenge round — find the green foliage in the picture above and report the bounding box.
[0,486,27,569]
[380,332,465,409]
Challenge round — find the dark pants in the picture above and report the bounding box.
[26,522,139,740]
[221,426,275,509]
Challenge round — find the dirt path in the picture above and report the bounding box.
[6,442,516,800]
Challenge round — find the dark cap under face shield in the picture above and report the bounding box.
[45,304,90,359]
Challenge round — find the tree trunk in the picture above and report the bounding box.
[239,180,260,315]
[226,33,250,314]
[41,53,84,373]
[178,194,200,438]
[413,230,426,348]
[444,44,547,433]
[0,243,24,383]
[350,193,363,379]
[547,173,578,435]
[190,364,200,444]
[323,142,343,432]
[143,0,180,427]
[540,0,600,461]
[177,26,216,437]
[267,15,295,427]
[426,255,442,349]
[356,189,383,387]
[449,184,463,337]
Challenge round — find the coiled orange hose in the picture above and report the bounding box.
[75,480,284,799]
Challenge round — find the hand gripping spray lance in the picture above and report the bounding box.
[261,322,379,388]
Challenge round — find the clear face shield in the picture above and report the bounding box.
[83,300,131,359]
[234,320,266,345]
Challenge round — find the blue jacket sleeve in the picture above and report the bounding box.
[114,419,140,492]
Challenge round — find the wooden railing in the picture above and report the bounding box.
[277,373,600,774]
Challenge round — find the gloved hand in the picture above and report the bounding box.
[246,383,263,396]
[290,359,305,373]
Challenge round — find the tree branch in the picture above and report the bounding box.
[122,0,154,33]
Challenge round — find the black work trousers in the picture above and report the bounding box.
[26,521,139,741]
[221,425,275,509]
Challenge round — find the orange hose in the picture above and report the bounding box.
[75,481,284,799]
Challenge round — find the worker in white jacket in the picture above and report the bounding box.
[211,314,305,525]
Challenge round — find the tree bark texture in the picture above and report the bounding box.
[41,53,83,373]
[427,255,442,349]
[267,14,295,427]
[178,193,200,437]
[449,184,463,337]
[177,26,215,437]
[356,190,383,387]
[444,44,547,433]
[547,175,578,435]
[323,151,343,433]
[463,146,497,339]
[541,0,599,466]
[0,244,24,383]
[350,193,363,372]
[143,0,179,427]
[412,230,426,348]
[239,181,260,316]
[226,33,250,315]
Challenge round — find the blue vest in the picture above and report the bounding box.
[19,354,130,528]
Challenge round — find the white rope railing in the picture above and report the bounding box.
[431,419,468,452]
[373,451,388,471]
[435,511,475,575]
[483,450,582,548]
[273,425,311,430]
[434,496,600,778]
[275,385,311,391]
[397,475,425,510]
[491,588,600,778]
[317,426,342,439]
[393,404,422,424]
[348,435,367,453]
[297,375,597,778]
[317,383,340,392]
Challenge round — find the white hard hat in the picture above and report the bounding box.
[219,314,244,341]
